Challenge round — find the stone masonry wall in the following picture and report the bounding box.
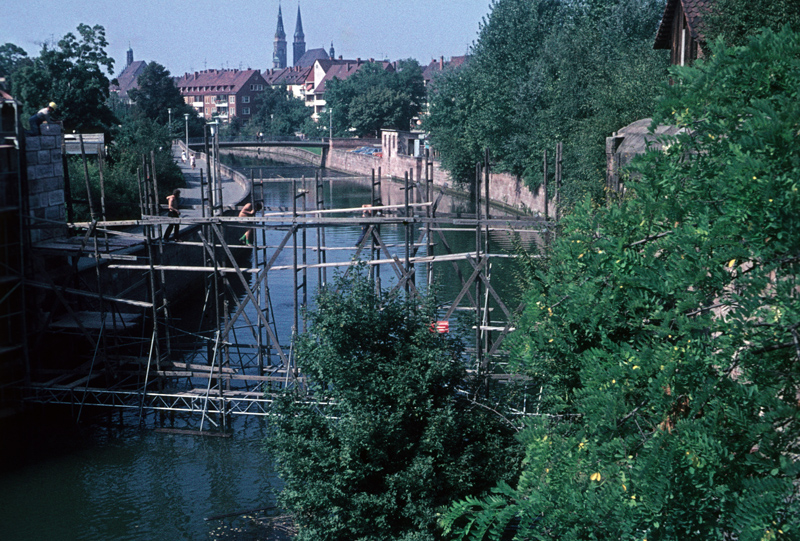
[328,148,549,216]
[25,123,66,242]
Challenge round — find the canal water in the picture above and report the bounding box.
[0,157,529,540]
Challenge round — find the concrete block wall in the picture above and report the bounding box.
[25,123,66,242]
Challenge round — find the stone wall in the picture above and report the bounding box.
[221,147,323,167]
[25,123,66,242]
[326,147,549,216]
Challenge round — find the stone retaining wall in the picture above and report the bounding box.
[326,148,548,216]
[221,147,322,167]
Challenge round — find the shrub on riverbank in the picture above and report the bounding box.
[267,271,522,541]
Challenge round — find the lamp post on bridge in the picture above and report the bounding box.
[168,108,172,139]
[184,113,190,151]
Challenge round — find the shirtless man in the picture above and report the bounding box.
[163,189,181,241]
[238,201,263,245]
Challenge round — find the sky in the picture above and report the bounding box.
[2,0,492,78]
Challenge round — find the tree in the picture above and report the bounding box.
[325,59,426,137]
[244,85,310,137]
[0,43,28,79]
[10,24,117,133]
[128,62,187,125]
[441,27,800,540]
[425,0,668,207]
[706,0,800,46]
[69,117,183,221]
[268,271,521,541]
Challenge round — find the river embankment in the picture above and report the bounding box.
[221,143,546,217]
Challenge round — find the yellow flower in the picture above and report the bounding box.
[622,484,627,491]
[632,365,640,370]
[728,259,736,267]
[590,472,602,482]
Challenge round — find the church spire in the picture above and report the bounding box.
[294,5,304,40]
[293,4,306,66]
[275,4,286,40]
[273,3,287,69]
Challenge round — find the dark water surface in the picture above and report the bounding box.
[0,158,528,540]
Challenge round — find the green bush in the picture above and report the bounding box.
[268,271,522,541]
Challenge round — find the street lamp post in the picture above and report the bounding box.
[184,113,190,151]
[168,108,172,138]
[329,107,333,145]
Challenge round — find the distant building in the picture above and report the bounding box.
[263,65,313,100]
[110,48,147,104]
[654,0,710,66]
[293,5,306,67]
[294,48,331,69]
[273,5,287,69]
[422,55,469,86]
[306,59,395,119]
[176,69,268,123]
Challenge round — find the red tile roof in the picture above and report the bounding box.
[176,69,265,94]
[655,0,715,49]
[313,60,394,95]
[263,66,312,86]
[422,55,469,83]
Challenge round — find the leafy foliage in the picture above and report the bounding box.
[0,43,28,79]
[442,27,800,540]
[127,62,189,124]
[10,24,117,133]
[69,117,183,221]
[325,59,426,137]
[268,271,521,541]
[241,85,311,137]
[706,0,800,46]
[425,0,669,207]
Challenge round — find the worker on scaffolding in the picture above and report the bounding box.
[238,201,263,245]
[356,204,373,245]
[163,189,181,241]
[28,102,56,135]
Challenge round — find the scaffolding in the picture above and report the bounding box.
[18,144,552,430]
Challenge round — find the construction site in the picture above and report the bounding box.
[0,96,556,433]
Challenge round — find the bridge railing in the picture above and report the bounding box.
[187,135,327,145]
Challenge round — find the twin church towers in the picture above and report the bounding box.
[273,3,333,69]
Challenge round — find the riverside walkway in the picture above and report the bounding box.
[173,141,248,218]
